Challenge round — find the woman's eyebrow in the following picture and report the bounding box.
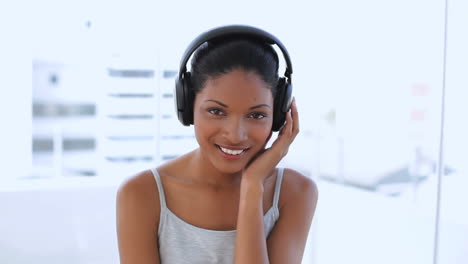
[204,99,271,109]
[204,99,228,107]
[249,104,271,110]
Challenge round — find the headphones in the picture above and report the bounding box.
[174,25,293,132]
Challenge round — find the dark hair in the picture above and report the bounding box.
[190,39,280,98]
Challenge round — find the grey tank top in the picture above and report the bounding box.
[151,168,284,264]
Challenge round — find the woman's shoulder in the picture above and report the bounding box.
[281,168,317,191]
[116,169,160,233]
[116,169,160,210]
[116,151,192,207]
[278,168,318,209]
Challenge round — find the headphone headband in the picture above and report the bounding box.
[174,25,293,131]
[178,25,293,79]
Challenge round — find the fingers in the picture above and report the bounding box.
[272,97,299,153]
[280,97,299,140]
[290,97,299,138]
[244,98,300,172]
[283,107,293,137]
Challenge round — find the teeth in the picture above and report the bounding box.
[219,146,244,155]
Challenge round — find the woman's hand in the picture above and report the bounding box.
[242,97,299,184]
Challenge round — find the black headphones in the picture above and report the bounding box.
[174,25,293,132]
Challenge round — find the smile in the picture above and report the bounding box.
[216,145,249,156]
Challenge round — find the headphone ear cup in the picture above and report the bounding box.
[272,78,292,132]
[175,74,184,124]
[175,72,194,126]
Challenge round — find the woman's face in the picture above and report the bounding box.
[193,69,274,174]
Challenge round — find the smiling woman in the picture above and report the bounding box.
[116,25,318,264]
[194,69,274,173]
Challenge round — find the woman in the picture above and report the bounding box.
[116,25,318,264]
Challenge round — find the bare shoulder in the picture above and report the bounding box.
[266,168,318,262]
[116,151,192,213]
[116,169,160,228]
[279,168,318,209]
[117,169,158,198]
[118,169,157,191]
[116,169,161,263]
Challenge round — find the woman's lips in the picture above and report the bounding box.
[215,144,249,160]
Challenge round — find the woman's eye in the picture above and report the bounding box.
[207,108,224,116]
[249,112,266,119]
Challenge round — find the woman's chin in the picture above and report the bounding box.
[212,163,246,175]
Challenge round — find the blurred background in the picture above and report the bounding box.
[0,0,467,263]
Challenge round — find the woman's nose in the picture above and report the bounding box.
[223,118,248,144]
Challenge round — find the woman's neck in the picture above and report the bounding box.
[186,148,243,188]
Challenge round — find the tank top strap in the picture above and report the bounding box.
[151,167,168,210]
[272,168,284,210]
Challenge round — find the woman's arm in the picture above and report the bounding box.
[267,169,318,263]
[116,173,161,264]
[234,98,315,263]
[234,177,269,264]
[234,169,318,264]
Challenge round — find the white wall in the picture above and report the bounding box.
[0,3,32,181]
